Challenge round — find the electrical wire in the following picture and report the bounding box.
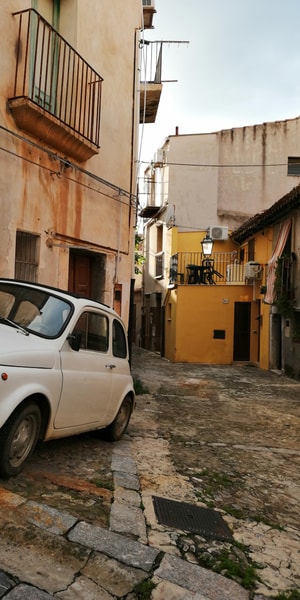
[139,159,290,168]
[0,126,136,208]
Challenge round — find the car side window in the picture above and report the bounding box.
[74,311,109,352]
[112,319,127,358]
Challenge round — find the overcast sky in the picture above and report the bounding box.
[138,0,300,167]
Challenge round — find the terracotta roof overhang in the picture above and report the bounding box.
[232,183,300,244]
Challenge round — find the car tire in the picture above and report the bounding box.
[0,402,41,479]
[102,395,133,442]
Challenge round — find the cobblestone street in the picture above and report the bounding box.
[0,346,299,598]
[131,347,300,597]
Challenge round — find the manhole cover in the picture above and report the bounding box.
[153,496,232,541]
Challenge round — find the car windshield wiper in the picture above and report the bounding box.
[0,317,29,336]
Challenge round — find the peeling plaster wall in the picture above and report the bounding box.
[0,0,142,326]
[217,120,300,220]
[161,119,300,234]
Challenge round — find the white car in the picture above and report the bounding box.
[0,279,135,478]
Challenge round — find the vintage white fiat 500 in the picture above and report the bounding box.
[0,279,135,478]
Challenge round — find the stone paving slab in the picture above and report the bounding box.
[151,579,214,600]
[55,576,115,599]
[5,584,54,599]
[154,554,249,600]
[110,501,148,541]
[0,525,90,594]
[82,552,146,596]
[113,470,140,490]
[111,454,137,474]
[0,571,15,596]
[23,501,77,535]
[68,521,160,572]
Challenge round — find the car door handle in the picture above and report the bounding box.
[105,364,116,369]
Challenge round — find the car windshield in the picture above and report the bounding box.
[0,282,73,338]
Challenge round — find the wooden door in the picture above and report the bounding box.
[68,254,91,297]
[233,302,251,361]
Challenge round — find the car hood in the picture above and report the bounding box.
[0,324,57,368]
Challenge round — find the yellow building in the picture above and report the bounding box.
[160,182,300,379]
[163,228,266,365]
[139,123,300,368]
[232,185,300,378]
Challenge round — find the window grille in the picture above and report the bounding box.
[15,231,39,282]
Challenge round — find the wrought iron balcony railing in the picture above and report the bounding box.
[139,41,162,123]
[9,9,103,161]
[169,251,254,286]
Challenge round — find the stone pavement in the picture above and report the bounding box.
[0,346,299,598]
[0,438,250,600]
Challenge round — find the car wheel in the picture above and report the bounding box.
[0,402,41,478]
[102,395,133,442]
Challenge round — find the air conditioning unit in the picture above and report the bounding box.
[209,225,228,240]
[244,261,262,280]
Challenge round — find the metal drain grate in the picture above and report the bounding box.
[152,496,232,541]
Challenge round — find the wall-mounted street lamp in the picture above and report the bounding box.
[201,233,214,256]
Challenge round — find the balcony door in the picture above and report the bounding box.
[30,0,60,113]
[32,0,60,27]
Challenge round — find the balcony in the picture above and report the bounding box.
[9,9,103,162]
[169,251,259,286]
[140,41,162,123]
[142,0,156,29]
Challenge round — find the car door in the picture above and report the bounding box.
[104,318,132,425]
[55,310,113,429]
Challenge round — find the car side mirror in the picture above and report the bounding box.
[67,331,82,352]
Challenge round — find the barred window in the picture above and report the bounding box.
[15,231,39,282]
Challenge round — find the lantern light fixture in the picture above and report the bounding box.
[201,233,214,256]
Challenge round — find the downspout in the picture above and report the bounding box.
[128,27,140,365]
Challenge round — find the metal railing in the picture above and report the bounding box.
[140,41,162,84]
[169,251,251,285]
[11,9,103,147]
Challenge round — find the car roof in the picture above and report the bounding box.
[0,278,119,318]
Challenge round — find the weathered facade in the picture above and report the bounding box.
[139,119,300,361]
[0,0,157,327]
[232,184,300,378]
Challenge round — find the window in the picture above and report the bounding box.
[15,231,39,282]
[155,252,164,279]
[155,224,164,279]
[248,239,255,262]
[288,157,300,176]
[74,312,108,352]
[113,319,127,358]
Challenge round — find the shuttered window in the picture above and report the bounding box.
[15,231,39,282]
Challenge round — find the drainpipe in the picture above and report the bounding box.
[128,27,140,365]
